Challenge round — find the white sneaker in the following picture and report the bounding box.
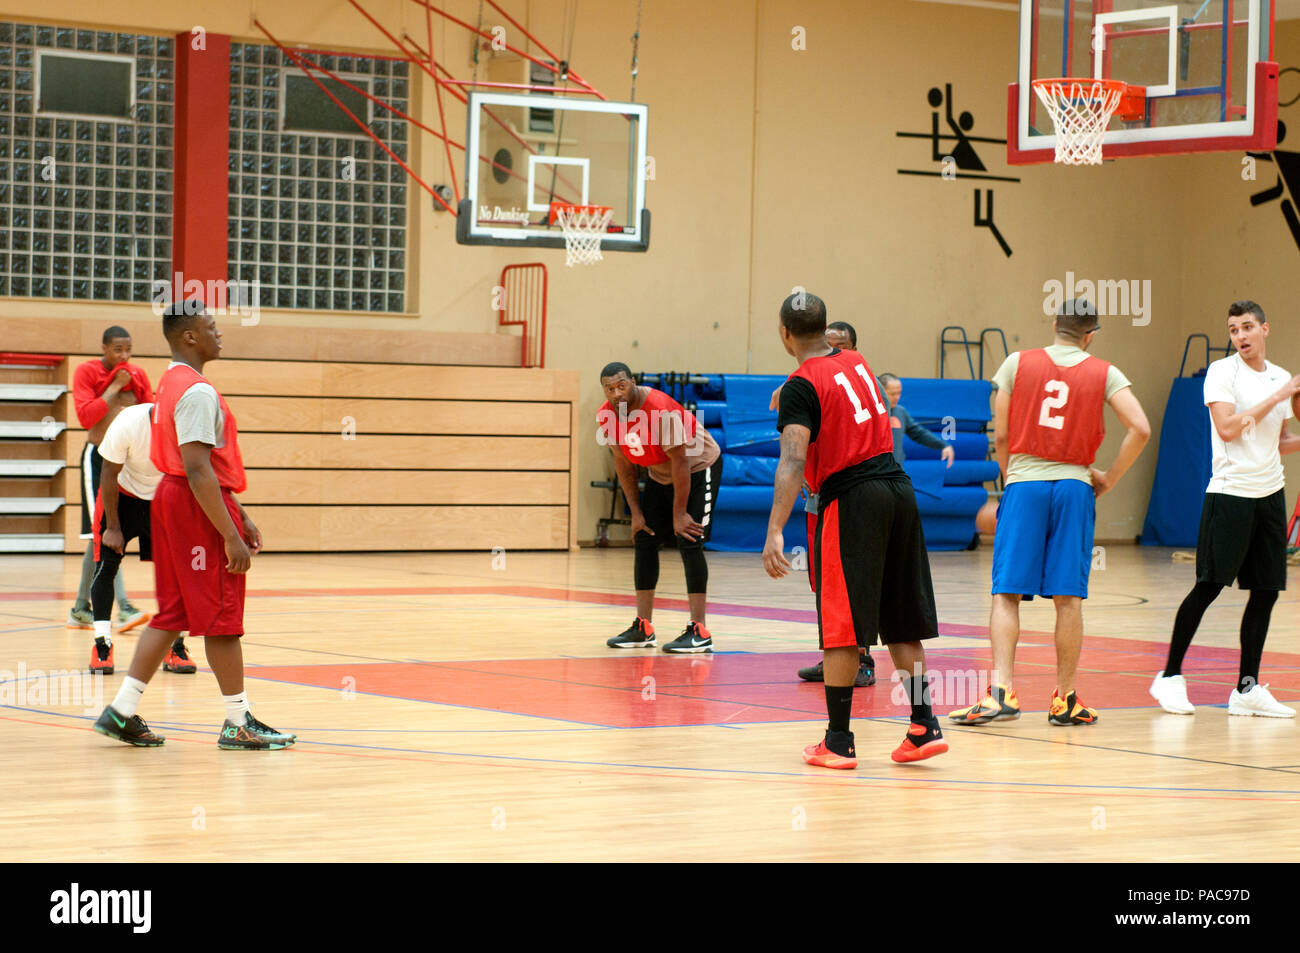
[1227,683,1296,718]
[1149,671,1195,714]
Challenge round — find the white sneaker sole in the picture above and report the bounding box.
[1149,690,1195,715]
[1227,703,1295,718]
[608,640,656,649]
[663,643,712,654]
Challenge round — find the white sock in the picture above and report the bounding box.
[223,692,250,724]
[93,620,112,644]
[112,676,147,717]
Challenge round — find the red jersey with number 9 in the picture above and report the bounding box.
[1007,348,1109,466]
[596,388,699,467]
[790,349,894,493]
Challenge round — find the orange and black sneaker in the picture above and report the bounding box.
[89,639,114,675]
[93,706,164,746]
[663,621,713,654]
[802,729,857,770]
[892,717,949,763]
[607,616,656,649]
[948,684,1020,725]
[1048,690,1098,726]
[162,640,197,674]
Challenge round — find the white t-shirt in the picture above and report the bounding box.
[97,402,162,500]
[169,361,225,448]
[1203,353,1294,498]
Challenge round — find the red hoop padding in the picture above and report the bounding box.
[547,202,614,227]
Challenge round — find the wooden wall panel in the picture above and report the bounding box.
[240,470,570,506]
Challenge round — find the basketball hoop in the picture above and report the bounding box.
[1031,78,1146,166]
[549,202,614,266]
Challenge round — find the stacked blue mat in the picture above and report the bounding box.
[654,374,999,553]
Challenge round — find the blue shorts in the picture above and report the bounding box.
[991,479,1096,599]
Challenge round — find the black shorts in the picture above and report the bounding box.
[811,476,939,649]
[1196,490,1287,590]
[95,490,153,563]
[638,456,723,546]
[79,441,102,539]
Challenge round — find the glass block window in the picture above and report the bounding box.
[228,43,409,313]
[0,23,174,301]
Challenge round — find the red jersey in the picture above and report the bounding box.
[597,388,706,468]
[790,349,894,493]
[151,363,247,493]
[1007,348,1109,466]
[72,359,153,429]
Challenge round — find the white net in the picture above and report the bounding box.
[555,205,614,267]
[1032,80,1125,166]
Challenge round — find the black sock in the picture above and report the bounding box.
[1238,589,1276,693]
[903,674,933,721]
[860,649,873,669]
[825,685,853,734]
[1164,581,1223,677]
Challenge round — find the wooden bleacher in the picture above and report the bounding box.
[4,318,580,553]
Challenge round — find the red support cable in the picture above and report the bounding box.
[480,0,604,99]
[426,0,460,203]
[254,20,456,214]
[437,79,602,95]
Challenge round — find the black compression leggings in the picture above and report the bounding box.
[1164,582,1277,693]
[633,534,709,594]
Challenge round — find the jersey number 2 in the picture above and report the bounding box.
[833,365,886,424]
[1038,380,1069,430]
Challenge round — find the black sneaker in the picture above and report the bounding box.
[247,712,296,744]
[663,621,713,654]
[217,714,293,750]
[94,706,165,747]
[797,657,876,686]
[606,616,656,649]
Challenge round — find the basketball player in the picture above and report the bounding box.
[68,327,152,632]
[1150,301,1300,717]
[88,400,195,676]
[949,299,1150,727]
[94,303,294,749]
[763,292,947,766]
[598,362,723,653]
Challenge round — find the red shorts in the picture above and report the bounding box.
[150,474,246,637]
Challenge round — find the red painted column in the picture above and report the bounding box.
[172,32,230,306]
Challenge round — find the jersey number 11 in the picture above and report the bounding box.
[833,365,887,424]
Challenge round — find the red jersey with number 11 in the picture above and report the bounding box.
[1007,348,1109,466]
[790,349,894,493]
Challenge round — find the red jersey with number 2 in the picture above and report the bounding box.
[1007,348,1109,466]
[790,349,894,493]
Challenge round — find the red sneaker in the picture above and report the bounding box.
[801,732,857,770]
[162,641,197,674]
[89,640,114,675]
[892,719,949,763]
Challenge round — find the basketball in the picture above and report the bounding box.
[976,501,998,536]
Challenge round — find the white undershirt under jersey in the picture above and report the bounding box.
[96,402,162,500]
[1203,353,1294,498]
[168,361,225,448]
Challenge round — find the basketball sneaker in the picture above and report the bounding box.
[1228,683,1296,718]
[1149,671,1195,714]
[802,729,857,769]
[162,640,197,674]
[114,606,151,634]
[247,713,296,744]
[663,621,713,654]
[93,706,165,746]
[891,717,949,763]
[948,684,1020,725]
[606,617,656,649]
[89,639,114,674]
[217,714,295,750]
[1048,690,1098,726]
[66,608,93,630]
[796,657,876,686]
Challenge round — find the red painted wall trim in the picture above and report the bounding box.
[172,32,230,303]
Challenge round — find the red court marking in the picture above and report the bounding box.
[248,637,1300,728]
